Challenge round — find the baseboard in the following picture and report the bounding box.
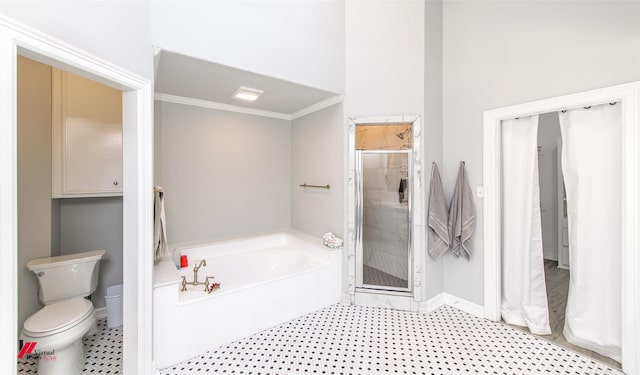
[94,306,107,320]
[443,293,485,318]
[419,293,446,314]
[418,292,485,319]
[543,251,558,262]
[340,293,352,305]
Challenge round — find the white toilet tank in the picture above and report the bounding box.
[27,250,106,305]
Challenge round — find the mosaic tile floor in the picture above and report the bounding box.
[17,317,122,374]
[160,304,624,375]
[17,304,624,374]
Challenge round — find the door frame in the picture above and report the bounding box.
[355,149,413,293]
[483,82,640,373]
[0,15,154,374]
[346,115,423,308]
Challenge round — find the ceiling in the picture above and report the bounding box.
[154,50,338,116]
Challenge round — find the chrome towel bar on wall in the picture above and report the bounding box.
[299,183,330,190]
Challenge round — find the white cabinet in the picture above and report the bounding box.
[556,138,570,270]
[559,217,570,270]
[52,69,122,198]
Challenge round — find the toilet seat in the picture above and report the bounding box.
[23,297,93,337]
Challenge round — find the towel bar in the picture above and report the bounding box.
[299,183,330,190]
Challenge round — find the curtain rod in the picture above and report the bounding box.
[561,101,617,113]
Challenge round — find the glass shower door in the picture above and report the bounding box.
[355,150,412,292]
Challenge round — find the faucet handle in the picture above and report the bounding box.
[205,276,215,293]
[180,276,187,292]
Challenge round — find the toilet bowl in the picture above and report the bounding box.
[21,298,97,374]
[21,249,105,375]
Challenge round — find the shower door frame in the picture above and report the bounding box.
[346,115,424,310]
[355,149,413,293]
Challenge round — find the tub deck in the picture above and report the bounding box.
[152,230,342,369]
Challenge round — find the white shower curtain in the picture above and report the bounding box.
[558,103,621,361]
[501,115,551,335]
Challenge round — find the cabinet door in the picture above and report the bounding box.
[52,69,123,197]
[558,220,570,270]
[556,138,570,270]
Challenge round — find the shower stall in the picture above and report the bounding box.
[353,123,414,293]
[355,150,412,291]
[346,115,425,308]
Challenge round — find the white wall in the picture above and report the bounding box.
[17,56,52,331]
[0,1,152,80]
[345,0,426,299]
[291,104,344,238]
[424,0,444,301]
[442,1,640,305]
[345,1,425,116]
[538,112,561,261]
[155,101,292,245]
[150,1,344,94]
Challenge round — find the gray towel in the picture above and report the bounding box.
[428,163,450,259]
[154,187,168,263]
[448,163,475,258]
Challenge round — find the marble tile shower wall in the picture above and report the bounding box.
[362,154,409,281]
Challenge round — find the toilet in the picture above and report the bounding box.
[21,249,105,375]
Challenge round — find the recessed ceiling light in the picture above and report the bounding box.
[232,86,264,102]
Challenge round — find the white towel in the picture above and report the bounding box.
[428,163,450,259]
[154,187,168,263]
[322,232,344,249]
[448,163,476,258]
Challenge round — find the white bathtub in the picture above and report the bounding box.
[152,230,342,369]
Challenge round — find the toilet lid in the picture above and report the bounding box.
[24,298,93,336]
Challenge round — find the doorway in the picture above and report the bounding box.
[16,56,126,372]
[528,111,620,367]
[355,147,412,292]
[482,82,640,375]
[0,18,153,374]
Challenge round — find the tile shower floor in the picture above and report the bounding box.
[363,265,408,289]
[17,317,122,374]
[17,304,624,374]
[161,304,623,375]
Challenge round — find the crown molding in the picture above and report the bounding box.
[154,93,344,121]
[154,93,292,120]
[291,95,344,120]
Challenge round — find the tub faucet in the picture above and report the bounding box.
[194,259,207,273]
[180,259,211,292]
